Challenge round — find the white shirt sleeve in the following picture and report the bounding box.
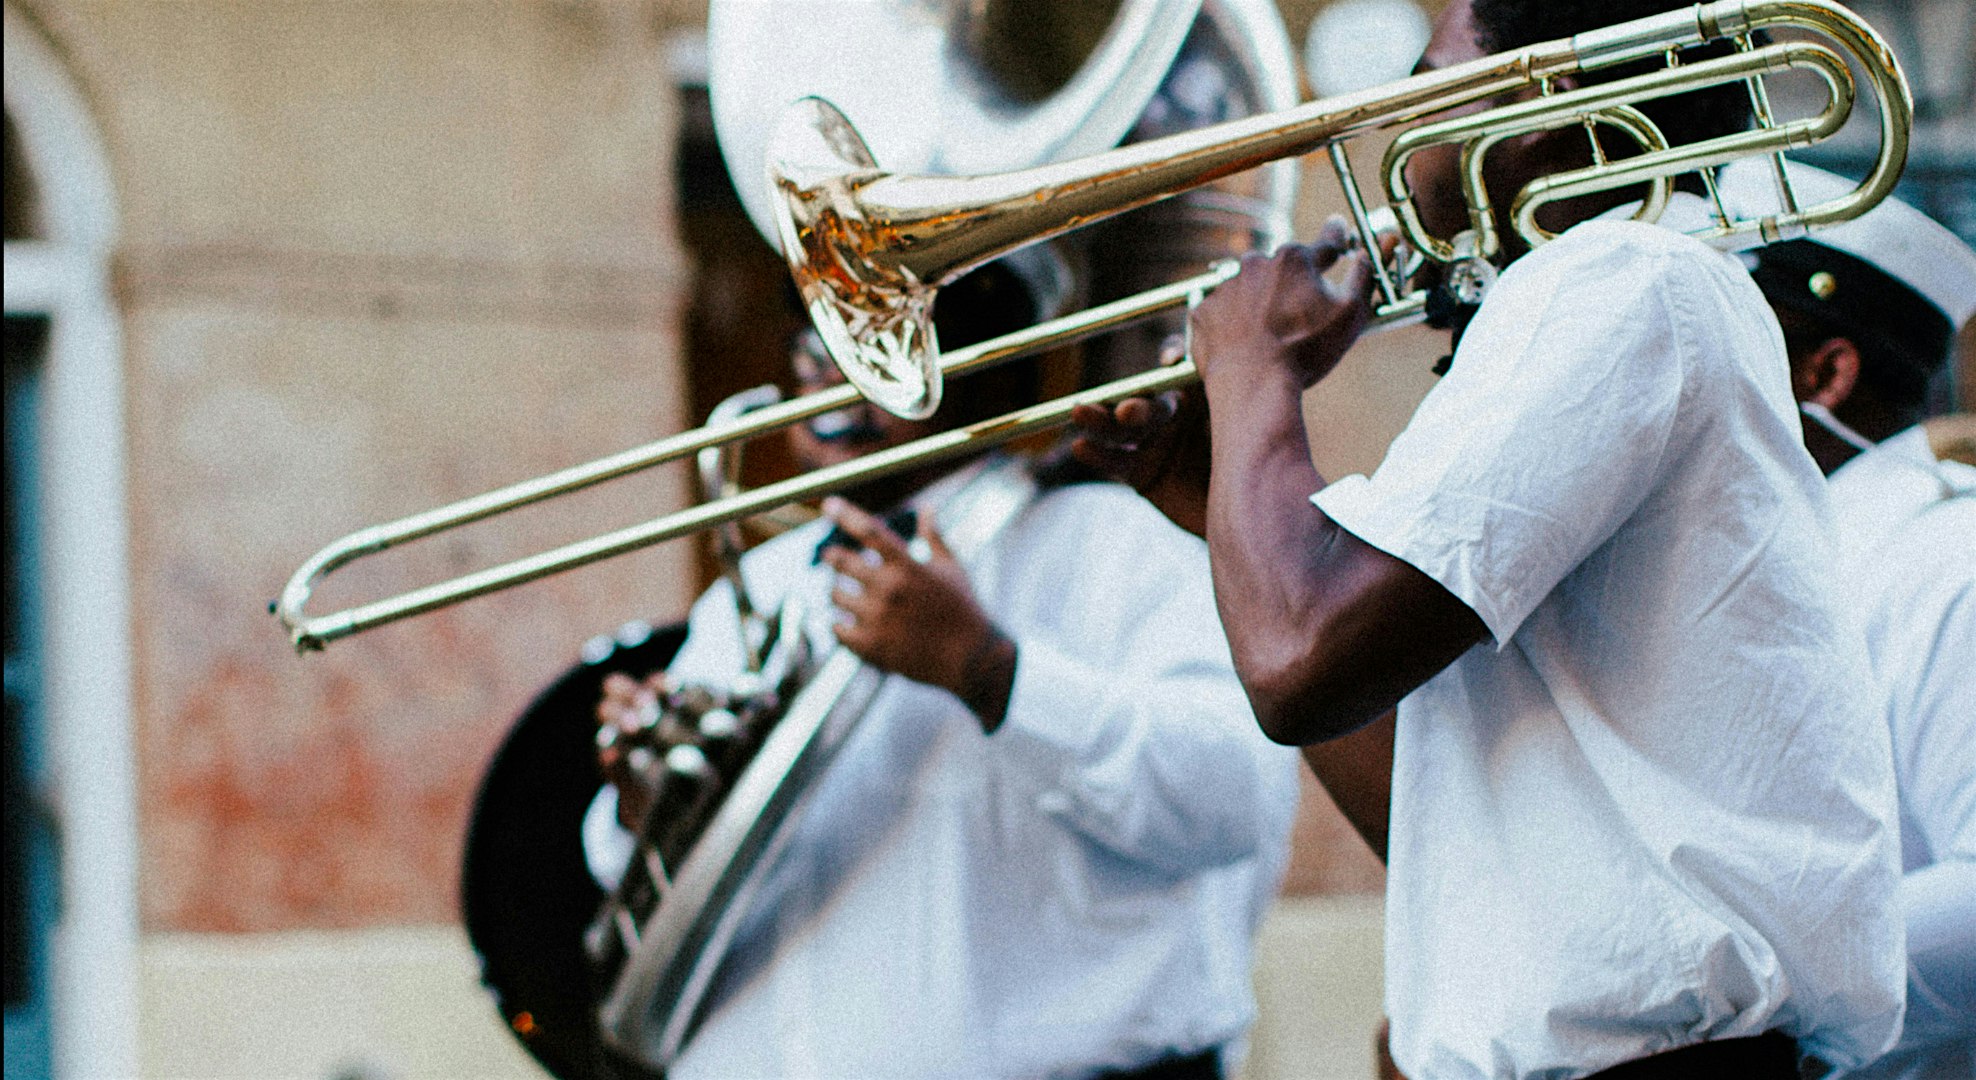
[1889,561,1976,870]
[1875,502,1976,1046]
[1312,223,1705,644]
[988,486,1302,877]
[1900,860,1976,1047]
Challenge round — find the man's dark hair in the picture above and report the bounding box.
[1755,240,1951,414]
[1471,0,1755,151]
[1774,306,1933,413]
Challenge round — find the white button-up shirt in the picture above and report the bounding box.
[589,461,1299,1079]
[1312,205,1906,1078]
[1826,427,1976,1080]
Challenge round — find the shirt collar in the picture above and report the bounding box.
[1826,424,1974,565]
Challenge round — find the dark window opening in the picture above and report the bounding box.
[4,314,49,1016]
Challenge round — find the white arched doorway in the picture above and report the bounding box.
[3,4,139,1078]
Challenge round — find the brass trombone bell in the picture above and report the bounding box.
[770,0,1912,418]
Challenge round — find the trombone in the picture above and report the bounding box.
[273,273,1225,650]
[774,0,1909,417]
[274,0,1911,653]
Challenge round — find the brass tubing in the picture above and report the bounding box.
[276,0,1911,651]
[779,0,1909,420]
[836,48,1559,288]
[287,362,1186,650]
[1739,0,1910,236]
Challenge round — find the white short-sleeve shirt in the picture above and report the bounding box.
[1312,211,1906,1078]
[589,461,1301,1079]
[1827,430,1976,879]
[1825,429,1976,1080]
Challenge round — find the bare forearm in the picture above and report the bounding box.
[1201,384,1398,848]
[1299,710,1395,861]
[1201,369,1482,745]
[1203,371,1372,743]
[1181,230,1482,746]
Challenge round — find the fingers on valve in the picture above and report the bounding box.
[820,544,883,587]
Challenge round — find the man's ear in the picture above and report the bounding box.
[1792,336,1861,411]
[1504,73,1614,232]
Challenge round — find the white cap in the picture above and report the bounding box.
[1716,158,1976,330]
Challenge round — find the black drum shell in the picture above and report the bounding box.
[460,623,687,1080]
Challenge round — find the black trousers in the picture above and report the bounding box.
[1092,1047,1222,1080]
[1586,1031,1799,1079]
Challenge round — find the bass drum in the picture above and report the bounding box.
[461,620,688,1080]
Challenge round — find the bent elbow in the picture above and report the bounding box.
[1242,658,1352,746]
[1252,702,1309,746]
[1252,694,1363,746]
[1241,648,1381,747]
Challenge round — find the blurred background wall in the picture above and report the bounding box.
[2,1,1969,1078]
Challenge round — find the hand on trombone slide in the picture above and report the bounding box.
[1191,217,1384,390]
[1069,371,1211,540]
[1070,217,1390,538]
[817,496,1018,730]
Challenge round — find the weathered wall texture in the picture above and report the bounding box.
[21,0,706,932]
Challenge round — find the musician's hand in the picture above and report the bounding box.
[1191,216,1376,393]
[818,496,1005,703]
[1069,339,1211,538]
[596,671,663,829]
